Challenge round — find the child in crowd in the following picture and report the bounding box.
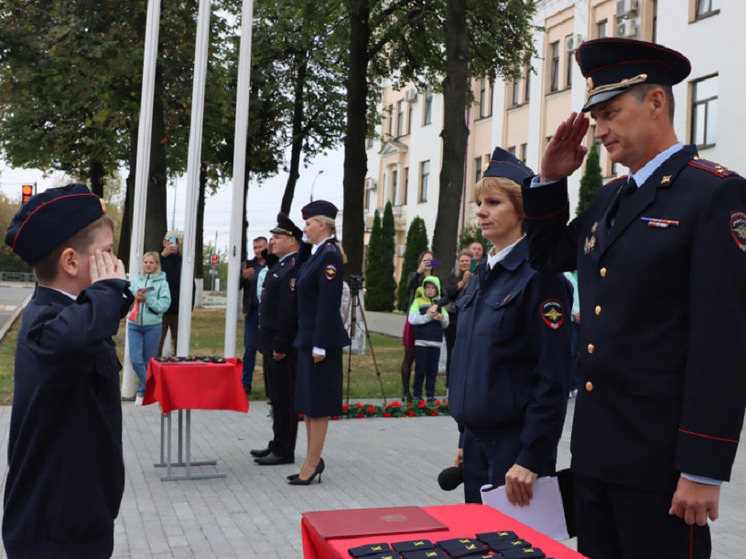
[408,276,449,402]
[3,183,133,559]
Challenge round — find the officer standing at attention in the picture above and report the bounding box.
[522,38,746,558]
[250,213,303,466]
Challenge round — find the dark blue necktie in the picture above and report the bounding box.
[607,178,638,232]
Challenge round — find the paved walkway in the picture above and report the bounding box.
[0,398,744,558]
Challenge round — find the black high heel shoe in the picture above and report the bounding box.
[288,458,324,485]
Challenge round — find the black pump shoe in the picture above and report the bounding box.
[288,458,325,486]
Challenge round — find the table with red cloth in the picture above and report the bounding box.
[143,357,249,480]
[301,504,587,559]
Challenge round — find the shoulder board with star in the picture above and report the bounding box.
[688,156,740,178]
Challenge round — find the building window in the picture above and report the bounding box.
[696,0,720,19]
[524,69,531,101]
[402,168,409,205]
[597,20,607,38]
[566,44,574,88]
[691,74,718,148]
[507,146,516,155]
[475,156,484,184]
[549,41,560,92]
[419,161,430,203]
[423,90,433,125]
[387,104,394,137]
[520,143,528,164]
[391,169,399,205]
[479,78,492,117]
[512,78,521,105]
[396,101,405,137]
[407,102,413,135]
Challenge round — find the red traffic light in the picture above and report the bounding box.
[21,184,34,204]
[211,253,218,265]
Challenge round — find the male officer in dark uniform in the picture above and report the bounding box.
[522,38,746,558]
[250,213,303,466]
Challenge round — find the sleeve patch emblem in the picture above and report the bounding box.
[541,299,564,329]
[325,264,337,280]
[289,278,296,291]
[730,211,746,252]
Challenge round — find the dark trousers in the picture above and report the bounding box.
[158,313,179,356]
[413,345,440,399]
[462,424,524,504]
[575,473,711,559]
[401,345,415,399]
[444,322,457,389]
[242,310,259,388]
[266,351,298,459]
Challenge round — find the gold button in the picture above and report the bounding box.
[586,381,594,392]
[595,305,602,315]
[587,343,595,354]
[600,267,607,277]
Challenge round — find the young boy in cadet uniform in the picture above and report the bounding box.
[407,276,449,402]
[3,183,133,559]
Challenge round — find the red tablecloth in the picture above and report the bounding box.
[301,504,587,559]
[143,358,249,415]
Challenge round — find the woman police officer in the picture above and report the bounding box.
[449,147,572,504]
[290,200,350,485]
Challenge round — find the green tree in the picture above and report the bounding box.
[576,143,603,216]
[364,201,396,311]
[396,217,428,311]
[341,0,536,279]
[0,192,32,273]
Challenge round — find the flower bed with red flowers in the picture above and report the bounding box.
[327,399,450,419]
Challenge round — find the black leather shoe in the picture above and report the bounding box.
[250,447,272,458]
[255,452,294,466]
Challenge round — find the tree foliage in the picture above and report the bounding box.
[576,142,603,216]
[364,201,396,311]
[396,216,428,311]
[341,0,537,279]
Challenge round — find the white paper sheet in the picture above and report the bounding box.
[480,476,570,541]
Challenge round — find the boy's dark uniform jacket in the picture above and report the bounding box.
[3,280,133,559]
[522,145,746,492]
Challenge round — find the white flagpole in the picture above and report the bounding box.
[122,0,162,398]
[224,0,255,357]
[176,0,213,356]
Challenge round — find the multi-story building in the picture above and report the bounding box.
[365,0,733,279]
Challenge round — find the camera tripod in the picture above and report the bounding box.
[345,287,387,405]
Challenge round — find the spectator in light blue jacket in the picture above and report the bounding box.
[128,251,171,403]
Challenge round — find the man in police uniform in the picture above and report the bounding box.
[522,38,746,558]
[250,213,303,466]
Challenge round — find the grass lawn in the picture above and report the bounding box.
[0,307,423,405]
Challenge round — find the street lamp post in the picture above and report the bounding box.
[310,170,324,202]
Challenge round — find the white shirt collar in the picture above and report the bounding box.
[487,235,524,269]
[311,237,335,255]
[628,142,684,187]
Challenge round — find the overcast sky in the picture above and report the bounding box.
[0,146,345,255]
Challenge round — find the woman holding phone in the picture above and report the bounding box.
[400,251,438,402]
[128,251,171,404]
